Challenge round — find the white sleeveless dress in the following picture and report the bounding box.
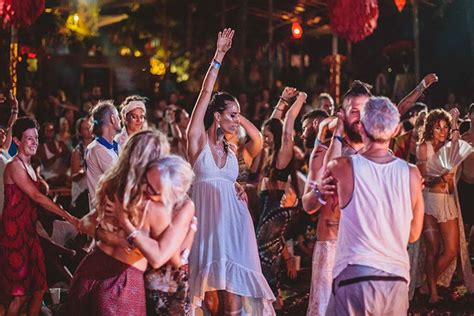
[189,141,275,315]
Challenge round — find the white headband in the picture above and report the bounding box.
[121,100,146,120]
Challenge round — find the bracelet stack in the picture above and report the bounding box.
[126,229,140,246]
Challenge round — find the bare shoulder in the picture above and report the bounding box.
[327,156,351,170]
[5,158,22,173]
[176,199,195,217]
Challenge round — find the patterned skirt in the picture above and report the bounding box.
[68,247,146,316]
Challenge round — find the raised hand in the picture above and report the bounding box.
[9,90,19,112]
[420,73,438,90]
[449,107,460,121]
[281,87,298,101]
[297,91,308,102]
[216,28,235,55]
[333,111,345,136]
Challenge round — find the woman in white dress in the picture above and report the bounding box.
[187,28,275,316]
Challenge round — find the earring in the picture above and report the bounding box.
[216,121,223,138]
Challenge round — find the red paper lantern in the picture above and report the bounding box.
[291,22,303,39]
[394,0,406,12]
[328,0,379,43]
[0,0,45,29]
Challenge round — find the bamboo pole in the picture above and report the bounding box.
[10,26,18,97]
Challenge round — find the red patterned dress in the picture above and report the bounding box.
[0,178,47,298]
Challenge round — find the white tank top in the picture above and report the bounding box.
[333,154,413,282]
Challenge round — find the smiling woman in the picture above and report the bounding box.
[186,29,275,316]
[0,117,79,316]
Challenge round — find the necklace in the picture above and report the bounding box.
[340,137,360,155]
[211,140,225,160]
[362,150,394,159]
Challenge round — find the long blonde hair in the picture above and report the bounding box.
[145,155,194,215]
[96,129,170,226]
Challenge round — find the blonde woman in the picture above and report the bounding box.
[68,130,195,315]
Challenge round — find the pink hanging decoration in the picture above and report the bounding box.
[328,0,379,43]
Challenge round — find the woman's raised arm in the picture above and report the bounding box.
[186,28,234,163]
[276,92,307,169]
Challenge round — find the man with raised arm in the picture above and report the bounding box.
[324,96,424,315]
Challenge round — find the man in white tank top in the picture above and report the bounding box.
[324,97,424,315]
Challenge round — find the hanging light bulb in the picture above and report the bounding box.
[291,22,303,39]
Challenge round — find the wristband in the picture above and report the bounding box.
[421,79,428,89]
[451,129,459,132]
[211,59,221,70]
[312,187,327,206]
[279,96,290,104]
[126,229,140,246]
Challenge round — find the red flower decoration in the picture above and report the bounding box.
[328,0,379,43]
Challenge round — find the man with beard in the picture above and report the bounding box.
[303,74,438,315]
[303,81,371,316]
[85,100,122,211]
[301,110,329,157]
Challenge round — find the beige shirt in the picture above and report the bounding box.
[85,139,119,211]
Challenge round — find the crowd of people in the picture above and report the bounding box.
[0,27,473,316]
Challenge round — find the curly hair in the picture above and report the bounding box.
[418,108,452,144]
[95,129,170,226]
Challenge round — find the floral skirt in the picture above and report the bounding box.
[145,264,191,316]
